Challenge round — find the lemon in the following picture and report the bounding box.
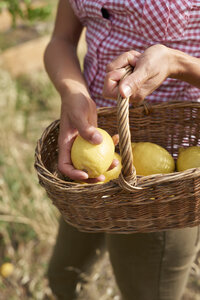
[0,262,14,278]
[177,146,200,171]
[103,152,122,183]
[71,128,115,178]
[131,142,175,176]
[76,153,121,184]
[131,142,137,148]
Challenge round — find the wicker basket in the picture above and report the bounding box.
[35,68,200,234]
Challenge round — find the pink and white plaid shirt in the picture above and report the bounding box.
[69,0,200,107]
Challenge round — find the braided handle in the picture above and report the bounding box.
[117,65,138,191]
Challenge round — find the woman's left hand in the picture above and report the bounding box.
[103,44,173,105]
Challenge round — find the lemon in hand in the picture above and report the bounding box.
[177,146,200,171]
[71,128,115,178]
[131,142,175,176]
[103,152,122,183]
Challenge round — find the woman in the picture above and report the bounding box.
[44,1,200,299]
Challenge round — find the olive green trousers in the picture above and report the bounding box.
[48,218,200,300]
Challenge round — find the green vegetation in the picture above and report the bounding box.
[0,0,52,27]
[0,1,60,292]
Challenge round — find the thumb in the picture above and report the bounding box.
[78,122,103,145]
[119,69,147,99]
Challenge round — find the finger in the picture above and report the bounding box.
[119,68,148,99]
[107,159,119,171]
[77,119,103,145]
[58,132,89,180]
[112,134,119,146]
[106,50,141,73]
[84,174,106,184]
[60,163,89,181]
[103,68,127,99]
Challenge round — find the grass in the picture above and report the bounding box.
[0,68,60,299]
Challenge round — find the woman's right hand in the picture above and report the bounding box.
[58,89,104,182]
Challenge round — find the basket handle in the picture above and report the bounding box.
[117,65,141,192]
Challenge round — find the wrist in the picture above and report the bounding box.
[59,79,90,102]
[168,48,191,79]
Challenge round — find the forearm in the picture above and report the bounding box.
[44,37,90,100]
[169,48,200,88]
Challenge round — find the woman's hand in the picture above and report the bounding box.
[58,89,103,182]
[103,44,173,105]
[58,88,119,183]
[44,0,121,183]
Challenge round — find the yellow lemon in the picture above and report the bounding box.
[131,142,175,176]
[131,142,137,149]
[177,146,200,171]
[103,152,122,183]
[0,262,14,278]
[76,153,121,184]
[71,128,115,178]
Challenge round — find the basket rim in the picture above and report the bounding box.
[35,100,200,192]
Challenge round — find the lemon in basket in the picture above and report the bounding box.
[71,128,115,178]
[177,146,200,171]
[131,142,175,176]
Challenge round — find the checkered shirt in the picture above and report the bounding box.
[69,0,200,107]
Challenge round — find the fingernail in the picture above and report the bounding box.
[123,85,132,98]
[92,132,103,144]
[113,159,119,166]
[81,173,89,180]
[98,175,105,182]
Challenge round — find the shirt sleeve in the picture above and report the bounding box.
[68,0,87,20]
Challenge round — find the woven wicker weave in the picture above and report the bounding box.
[35,67,200,233]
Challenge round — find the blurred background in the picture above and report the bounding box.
[0,1,200,299]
